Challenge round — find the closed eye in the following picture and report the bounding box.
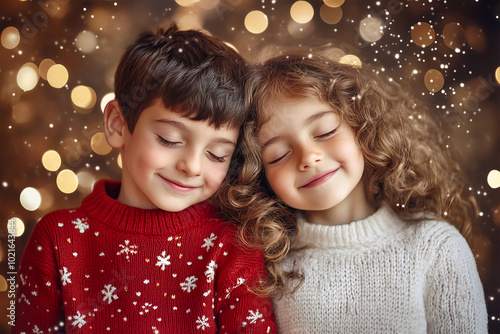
[157,136,181,147]
[268,151,290,165]
[315,128,338,139]
[207,151,226,163]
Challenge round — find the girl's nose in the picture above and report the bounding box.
[297,145,323,171]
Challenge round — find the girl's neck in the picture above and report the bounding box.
[303,181,376,226]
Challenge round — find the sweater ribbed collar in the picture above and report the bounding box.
[82,179,218,236]
[295,204,404,249]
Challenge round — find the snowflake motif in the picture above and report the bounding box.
[101,284,118,304]
[71,311,87,328]
[117,240,138,260]
[59,267,72,286]
[155,251,171,271]
[72,218,89,233]
[225,277,245,299]
[196,315,210,330]
[20,273,26,286]
[246,309,263,324]
[32,325,43,333]
[180,276,198,293]
[201,233,217,252]
[19,293,30,305]
[204,261,218,283]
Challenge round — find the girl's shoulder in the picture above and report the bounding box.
[405,218,468,253]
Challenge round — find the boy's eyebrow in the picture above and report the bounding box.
[155,119,186,130]
[262,110,336,149]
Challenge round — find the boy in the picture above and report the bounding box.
[14,24,276,333]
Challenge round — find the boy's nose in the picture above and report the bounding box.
[177,155,202,176]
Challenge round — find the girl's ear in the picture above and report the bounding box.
[104,100,127,148]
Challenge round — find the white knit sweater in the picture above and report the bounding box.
[273,205,488,334]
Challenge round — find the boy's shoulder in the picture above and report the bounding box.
[31,205,89,235]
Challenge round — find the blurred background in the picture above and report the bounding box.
[0,0,499,333]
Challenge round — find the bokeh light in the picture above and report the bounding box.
[0,276,7,292]
[487,170,500,189]
[320,4,343,25]
[324,0,344,7]
[42,150,62,172]
[495,67,500,85]
[91,132,113,155]
[39,58,56,80]
[175,0,198,7]
[47,64,69,88]
[101,92,115,113]
[290,1,314,24]
[75,30,98,54]
[17,63,39,91]
[339,54,362,68]
[71,85,97,110]
[442,22,465,50]
[424,69,444,93]
[57,169,79,194]
[411,22,435,47]
[359,16,384,43]
[12,101,33,124]
[244,10,268,34]
[20,187,42,211]
[77,171,97,193]
[1,26,20,49]
[8,217,25,237]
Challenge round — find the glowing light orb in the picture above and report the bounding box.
[39,58,56,80]
[0,275,7,292]
[75,30,97,53]
[57,169,79,194]
[339,55,362,68]
[411,22,435,48]
[20,187,42,211]
[117,153,122,169]
[47,64,69,89]
[71,85,97,109]
[91,132,113,155]
[442,22,465,50]
[291,1,314,24]
[17,63,39,91]
[8,217,25,237]
[320,4,342,25]
[244,10,268,34]
[324,0,344,7]
[495,67,500,85]
[101,92,115,113]
[424,69,444,93]
[359,16,384,42]
[42,150,62,172]
[1,26,20,49]
[487,170,500,189]
[175,0,198,6]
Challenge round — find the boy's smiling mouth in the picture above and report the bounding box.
[159,175,200,192]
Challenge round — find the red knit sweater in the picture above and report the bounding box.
[14,180,276,333]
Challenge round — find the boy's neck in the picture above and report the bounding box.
[303,181,376,226]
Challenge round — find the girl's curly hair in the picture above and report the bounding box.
[214,52,479,297]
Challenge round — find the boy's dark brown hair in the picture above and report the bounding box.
[114,23,248,132]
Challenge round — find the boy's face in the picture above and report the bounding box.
[118,99,238,212]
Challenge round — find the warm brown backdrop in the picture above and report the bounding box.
[1,0,499,333]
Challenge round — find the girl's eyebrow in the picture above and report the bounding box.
[262,110,336,149]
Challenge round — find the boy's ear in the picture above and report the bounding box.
[104,100,127,148]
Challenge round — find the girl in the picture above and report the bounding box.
[220,53,488,333]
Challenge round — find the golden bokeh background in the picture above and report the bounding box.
[1,0,499,332]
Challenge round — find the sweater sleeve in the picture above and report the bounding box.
[213,234,277,334]
[424,226,488,334]
[13,213,64,334]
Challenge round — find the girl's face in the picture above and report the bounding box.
[258,96,369,223]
